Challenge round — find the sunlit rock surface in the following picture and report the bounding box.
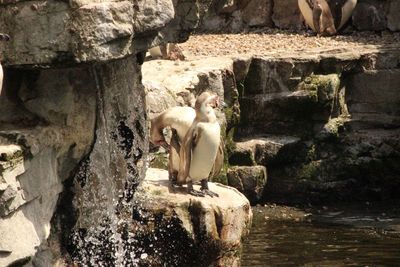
[0,0,199,64]
[134,168,252,267]
[143,56,238,120]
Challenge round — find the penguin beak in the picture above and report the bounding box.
[211,95,226,108]
[209,96,219,108]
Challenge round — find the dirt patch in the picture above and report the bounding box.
[180,29,400,58]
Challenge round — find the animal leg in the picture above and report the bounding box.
[200,179,219,197]
[187,180,205,197]
[160,44,169,59]
[312,0,322,34]
[169,129,181,187]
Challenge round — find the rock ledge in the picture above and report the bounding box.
[134,168,252,266]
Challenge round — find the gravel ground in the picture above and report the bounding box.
[180,29,400,57]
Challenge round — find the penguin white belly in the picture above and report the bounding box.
[298,0,316,31]
[189,122,220,182]
[149,46,162,58]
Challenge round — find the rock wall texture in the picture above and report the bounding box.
[0,0,199,65]
[196,0,400,33]
[0,0,202,266]
[233,45,400,204]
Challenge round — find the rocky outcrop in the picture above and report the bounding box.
[0,0,201,266]
[0,0,199,65]
[143,56,239,121]
[198,0,273,32]
[196,0,400,32]
[134,168,252,267]
[0,65,98,266]
[227,166,267,204]
[234,45,400,204]
[143,41,400,206]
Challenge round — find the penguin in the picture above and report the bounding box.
[177,92,223,197]
[0,33,10,96]
[150,106,196,148]
[148,43,185,61]
[298,0,357,35]
[150,106,196,183]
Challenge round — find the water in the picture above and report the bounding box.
[242,205,400,267]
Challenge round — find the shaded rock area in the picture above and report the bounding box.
[132,168,252,267]
[0,65,98,266]
[196,0,400,33]
[233,45,400,204]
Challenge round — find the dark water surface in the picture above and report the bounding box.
[242,205,400,267]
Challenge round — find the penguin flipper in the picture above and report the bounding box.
[209,137,224,179]
[168,129,181,184]
[177,125,196,185]
[200,179,219,197]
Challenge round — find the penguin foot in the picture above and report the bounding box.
[169,181,182,189]
[200,179,218,197]
[201,189,219,198]
[189,189,206,197]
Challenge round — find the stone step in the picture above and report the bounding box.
[346,113,400,131]
[238,90,323,137]
[229,135,302,167]
[226,165,267,205]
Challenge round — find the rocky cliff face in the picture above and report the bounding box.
[233,46,400,204]
[0,0,200,266]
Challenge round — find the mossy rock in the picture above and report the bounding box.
[298,74,340,105]
[149,152,169,169]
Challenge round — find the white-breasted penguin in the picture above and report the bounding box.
[150,106,196,183]
[177,92,223,197]
[298,0,357,35]
[0,33,10,96]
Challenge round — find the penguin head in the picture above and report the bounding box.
[195,91,219,121]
